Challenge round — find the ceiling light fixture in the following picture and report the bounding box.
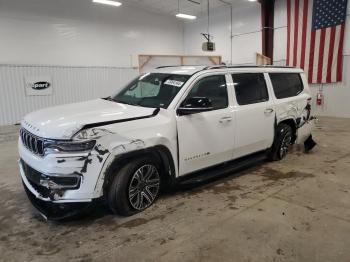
[92,0,122,7]
[176,13,197,20]
[175,0,196,20]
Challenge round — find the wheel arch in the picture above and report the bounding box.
[102,145,177,195]
[277,118,297,143]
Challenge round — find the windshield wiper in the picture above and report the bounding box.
[136,97,148,106]
[109,98,139,106]
[103,96,116,102]
[103,96,134,105]
[104,96,149,107]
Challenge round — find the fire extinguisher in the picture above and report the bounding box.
[316,90,323,106]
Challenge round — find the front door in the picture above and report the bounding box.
[176,74,235,176]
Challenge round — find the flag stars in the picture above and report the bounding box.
[312,0,346,29]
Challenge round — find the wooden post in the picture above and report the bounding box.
[180,56,184,66]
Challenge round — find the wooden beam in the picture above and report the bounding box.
[139,55,152,71]
[256,52,272,65]
[138,54,222,71]
[138,54,222,59]
[209,57,218,65]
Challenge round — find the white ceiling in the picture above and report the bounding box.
[124,0,255,17]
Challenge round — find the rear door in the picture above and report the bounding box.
[176,74,235,175]
[230,73,275,158]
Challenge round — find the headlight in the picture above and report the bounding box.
[44,140,96,154]
[73,128,114,140]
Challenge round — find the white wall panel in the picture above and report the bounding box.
[0,0,184,67]
[0,65,138,125]
[274,0,288,63]
[0,0,184,126]
[183,3,262,65]
[309,57,350,118]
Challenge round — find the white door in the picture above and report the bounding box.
[231,73,275,158]
[176,74,235,176]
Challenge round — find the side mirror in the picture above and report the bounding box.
[177,97,214,116]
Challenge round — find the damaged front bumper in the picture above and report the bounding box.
[19,159,82,200]
[19,159,95,220]
[23,181,93,220]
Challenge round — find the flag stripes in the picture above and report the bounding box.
[286,0,347,84]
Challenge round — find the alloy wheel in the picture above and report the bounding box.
[128,164,160,210]
[279,132,292,159]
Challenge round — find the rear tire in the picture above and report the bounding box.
[107,156,161,216]
[268,123,293,161]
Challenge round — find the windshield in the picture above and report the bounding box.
[111,73,191,109]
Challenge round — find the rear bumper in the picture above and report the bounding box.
[296,117,316,144]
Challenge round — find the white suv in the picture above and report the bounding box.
[18,65,316,220]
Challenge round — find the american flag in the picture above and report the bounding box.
[286,0,348,84]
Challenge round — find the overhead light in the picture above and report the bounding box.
[92,0,122,7]
[176,13,197,20]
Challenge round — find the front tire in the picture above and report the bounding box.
[107,157,161,216]
[268,123,293,161]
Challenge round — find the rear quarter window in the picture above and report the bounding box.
[269,73,304,99]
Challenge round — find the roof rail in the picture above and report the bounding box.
[203,65,228,70]
[155,65,202,69]
[156,65,182,69]
[155,64,296,72]
[203,65,295,70]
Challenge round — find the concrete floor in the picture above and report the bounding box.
[0,117,350,262]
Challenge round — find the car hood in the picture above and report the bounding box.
[22,99,156,139]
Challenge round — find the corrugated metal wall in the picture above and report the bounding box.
[0,65,139,125]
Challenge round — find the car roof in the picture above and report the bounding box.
[150,65,304,75]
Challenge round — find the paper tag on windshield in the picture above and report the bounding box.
[164,79,184,87]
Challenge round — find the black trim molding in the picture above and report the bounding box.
[80,108,160,131]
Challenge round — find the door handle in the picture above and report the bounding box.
[219,117,233,123]
[264,108,274,114]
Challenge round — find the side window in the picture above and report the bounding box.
[186,75,228,110]
[269,73,304,99]
[232,73,269,105]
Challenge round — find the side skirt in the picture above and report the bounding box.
[176,150,267,186]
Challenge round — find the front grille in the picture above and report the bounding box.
[20,128,45,156]
[21,160,51,198]
[21,159,81,193]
